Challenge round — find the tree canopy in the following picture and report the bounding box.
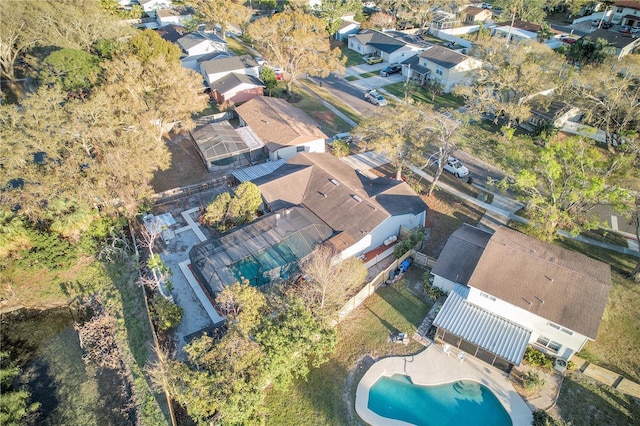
[187,0,252,39]
[512,136,631,242]
[247,11,345,95]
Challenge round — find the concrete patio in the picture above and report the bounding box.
[355,344,533,426]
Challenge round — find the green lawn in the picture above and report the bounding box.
[359,72,378,78]
[297,80,361,127]
[345,75,359,81]
[264,272,432,425]
[335,41,365,67]
[225,36,254,57]
[382,82,465,110]
[280,86,354,136]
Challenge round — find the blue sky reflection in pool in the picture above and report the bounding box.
[367,374,512,426]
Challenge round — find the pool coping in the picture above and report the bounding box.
[355,344,533,426]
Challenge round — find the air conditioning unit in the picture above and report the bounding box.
[554,358,568,373]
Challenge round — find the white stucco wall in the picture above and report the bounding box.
[466,287,590,359]
[420,57,481,92]
[433,275,457,293]
[269,139,326,161]
[388,46,423,64]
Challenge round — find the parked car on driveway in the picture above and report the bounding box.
[366,55,383,64]
[328,132,351,144]
[364,89,387,106]
[380,65,402,77]
[437,156,469,177]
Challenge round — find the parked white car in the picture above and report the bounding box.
[440,156,469,177]
[364,89,387,106]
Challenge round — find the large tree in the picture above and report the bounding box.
[187,0,252,39]
[512,136,631,242]
[38,48,101,92]
[319,0,361,39]
[298,244,367,313]
[354,103,459,181]
[455,38,568,128]
[247,11,345,96]
[568,57,640,152]
[566,36,616,66]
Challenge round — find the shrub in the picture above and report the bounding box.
[425,285,447,301]
[522,371,546,392]
[150,296,184,332]
[523,347,555,371]
[393,230,425,258]
[532,409,569,426]
[331,139,350,157]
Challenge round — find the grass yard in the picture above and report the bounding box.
[382,82,465,110]
[286,87,354,136]
[225,36,254,57]
[556,239,640,383]
[557,373,640,425]
[264,271,432,425]
[345,75,359,81]
[297,80,361,128]
[359,72,378,78]
[334,41,364,67]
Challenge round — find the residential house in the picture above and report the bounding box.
[235,96,326,161]
[190,121,266,173]
[252,152,429,260]
[431,10,461,30]
[491,19,552,44]
[348,30,426,64]
[139,0,172,16]
[610,0,640,27]
[463,6,493,24]
[189,152,428,295]
[200,55,260,85]
[411,45,482,92]
[431,225,611,373]
[156,7,192,28]
[523,97,582,131]
[156,24,188,43]
[209,73,264,105]
[335,15,361,41]
[177,31,227,70]
[580,28,640,58]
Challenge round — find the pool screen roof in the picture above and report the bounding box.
[433,284,532,365]
[189,206,333,296]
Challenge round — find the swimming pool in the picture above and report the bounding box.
[367,374,513,426]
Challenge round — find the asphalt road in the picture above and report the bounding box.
[315,74,378,114]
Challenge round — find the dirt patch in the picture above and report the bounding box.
[152,133,214,193]
[342,355,376,426]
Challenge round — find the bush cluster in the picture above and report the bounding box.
[393,230,425,258]
[523,347,555,371]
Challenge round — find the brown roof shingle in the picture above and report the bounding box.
[235,96,327,151]
[468,227,611,339]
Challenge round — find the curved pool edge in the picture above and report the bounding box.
[355,345,533,426]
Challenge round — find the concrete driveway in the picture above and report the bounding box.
[344,64,406,91]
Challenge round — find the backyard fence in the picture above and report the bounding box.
[334,250,415,324]
[413,251,437,268]
[153,176,232,206]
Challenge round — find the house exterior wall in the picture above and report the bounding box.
[465,287,590,360]
[269,139,326,161]
[432,275,457,293]
[612,4,640,24]
[142,0,172,12]
[348,37,374,56]
[338,212,426,260]
[337,24,360,41]
[419,58,481,92]
[225,87,264,105]
[388,46,423,64]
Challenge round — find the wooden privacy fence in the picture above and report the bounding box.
[334,250,415,323]
[413,251,436,268]
[153,176,232,206]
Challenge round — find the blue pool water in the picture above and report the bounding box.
[367,374,512,426]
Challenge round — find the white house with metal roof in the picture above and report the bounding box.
[431,224,612,373]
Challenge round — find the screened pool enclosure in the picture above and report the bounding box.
[189,206,334,296]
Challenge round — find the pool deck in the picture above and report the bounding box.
[355,344,533,426]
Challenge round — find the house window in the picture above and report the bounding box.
[548,322,573,335]
[436,68,443,76]
[536,336,562,353]
[617,7,623,13]
[479,292,496,302]
[296,146,305,152]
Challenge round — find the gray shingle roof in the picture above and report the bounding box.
[201,55,259,75]
[177,31,225,51]
[210,73,265,95]
[352,29,407,53]
[431,224,492,285]
[419,46,469,69]
[582,28,640,49]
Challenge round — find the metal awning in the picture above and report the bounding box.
[232,159,286,182]
[433,284,531,365]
